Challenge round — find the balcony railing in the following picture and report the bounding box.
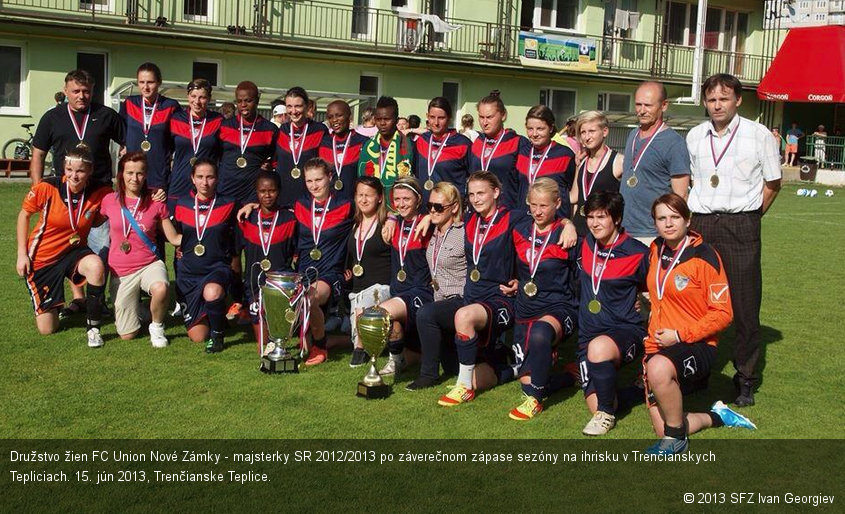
[0,0,770,84]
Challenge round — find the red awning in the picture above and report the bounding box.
[757,25,845,103]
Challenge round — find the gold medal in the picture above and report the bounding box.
[397,269,407,282]
[189,156,197,166]
[710,174,720,188]
[334,179,343,191]
[352,263,364,277]
[470,268,481,282]
[627,175,638,188]
[310,247,322,261]
[194,243,206,256]
[120,240,131,253]
[140,140,152,152]
[424,179,434,191]
[69,233,81,246]
[236,156,247,168]
[523,281,538,297]
[291,167,301,179]
[588,299,602,314]
[431,279,439,291]
[260,258,272,271]
[76,141,89,150]
[284,309,296,323]
[579,205,585,217]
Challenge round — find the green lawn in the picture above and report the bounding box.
[1,182,843,439]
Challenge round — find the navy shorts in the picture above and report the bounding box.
[463,294,515,348]
[25,246,93,315]
[644,342,717,408]
[577,326,646,396]
[176,264,233,329]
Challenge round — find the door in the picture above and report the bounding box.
[76,52,108,105]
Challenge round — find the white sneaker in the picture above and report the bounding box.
[582,411,616,436]
[87,327,104,348]
[149,322,169,348]
[379,355,406,376]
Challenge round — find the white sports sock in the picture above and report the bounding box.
[458,364,474,388]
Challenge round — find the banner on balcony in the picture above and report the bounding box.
[518,31,597,73]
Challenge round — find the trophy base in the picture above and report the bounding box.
[357,382,391,399]
[260,356,300,374]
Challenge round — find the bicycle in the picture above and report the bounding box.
[3,123,51,169]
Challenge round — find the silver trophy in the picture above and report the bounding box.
[260,271,305,373]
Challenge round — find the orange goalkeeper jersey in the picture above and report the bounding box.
[645,231,733,355]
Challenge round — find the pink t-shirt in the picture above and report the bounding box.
[101,192,168,277]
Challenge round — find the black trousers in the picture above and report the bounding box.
[415,296,463,380]
[691,211,763,386]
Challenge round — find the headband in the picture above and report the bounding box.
[393,182,421,197]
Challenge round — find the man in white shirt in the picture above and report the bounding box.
[686,74,782,408]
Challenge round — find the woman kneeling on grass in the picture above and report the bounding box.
[643,193,756,455]
[100,152,182,347]
[16,148,111,347]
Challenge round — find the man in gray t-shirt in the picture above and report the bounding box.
[620,81,690,242]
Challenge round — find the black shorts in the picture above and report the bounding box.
[644,342,717,408]
[577,326,646,396]
[25,246,94,315]
[463,294,515,348]
[176,264,233,329]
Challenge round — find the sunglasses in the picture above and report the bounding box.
[427,202,455,213]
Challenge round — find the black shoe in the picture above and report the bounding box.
[349,348,370,368]
[205,338,223,354]
[733,377,756,407]
[59,299,85,320]
[405,376,438,391]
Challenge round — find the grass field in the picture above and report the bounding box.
[1,181,843,440]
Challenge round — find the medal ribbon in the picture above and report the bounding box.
[426,133,450,181]
[709,119,740,170]
[193,195,217,243]
[354,218,378,263]
[239,115,256,156]
[190,114,207,156]
[332,132,351,178]
[289,123,309,166]
[471,209,500,267]
[528,221,556,281]
[591,232,621,298]
[142,96,159,138]
[397,215,420,269]
[480,130,505,171]
[431,224,455,279]
[581,145,611,200]
[630,121,665,173]
[120,197,142,240]
[311,196,332,248]
[655,235,690,300]
[378,137,394,174]
[65,182,85,234]
[259,210,280,258]
[67,104,90,143]
[528,143,552,185]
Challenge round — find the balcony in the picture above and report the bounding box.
[0,0,770,85]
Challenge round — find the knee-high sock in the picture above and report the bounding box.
[206,298,226,340]
[455,332,478,388]
[86,283,105,329]
[521,321,555,400]
[587,360,618,414]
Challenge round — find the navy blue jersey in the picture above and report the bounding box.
[173,193,237,275]
[293,193,353,281]
[238,207,298,300]
[468,129,521,209]
[463,207,525,302]
[318,130,368,202]
[390,214,434,295]
[276,120,329,208]
[516,140,577,219]
[218,115,278,205]
[577,230,649,345]
[413,130,472,204]
[119,95,181,189]
[169,111,223,200]
[513,217,577,320]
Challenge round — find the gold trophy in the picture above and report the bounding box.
[260,271,304,373]
[355,291,391,399]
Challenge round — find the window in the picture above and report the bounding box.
[535,0,579,31]
[704,7,722,50]
[0,44,25,114]
[442,80,459,128]
[184,0,211,19]
[391,0,408,7]
[598,92,630,112]
[663,4,749,53]
[428,0,448,44]
[79,0,113,13]
[352,0,370,37]
[539,88,576,125]
[358,74,380,121]
[192,60,219,86]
